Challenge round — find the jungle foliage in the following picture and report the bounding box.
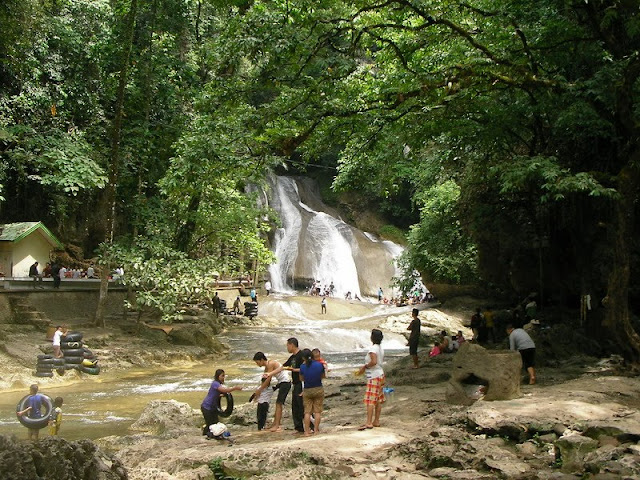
[1,0,639,354]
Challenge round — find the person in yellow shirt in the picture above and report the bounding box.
[49,397,64,436]
[483,306,495,343]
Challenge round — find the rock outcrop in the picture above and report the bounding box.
[0,435,127,480]
[129,400,201,435]
[447,342,522,405]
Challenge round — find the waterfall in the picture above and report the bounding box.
[267,175,403,298]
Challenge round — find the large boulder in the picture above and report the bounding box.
[446,342,522,405]
[167,324,228,353]
[0,435,127,480]
[129,400,201,435]
[555,434,599,474]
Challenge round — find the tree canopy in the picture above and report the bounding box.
[1,0,639,353]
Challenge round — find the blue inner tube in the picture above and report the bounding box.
[16,394,53,429]
[217,392,234,417]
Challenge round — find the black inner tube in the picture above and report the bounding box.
[216,392,234,417]
[16,394,53,429]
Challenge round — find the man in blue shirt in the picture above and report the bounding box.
[17,384,45,440]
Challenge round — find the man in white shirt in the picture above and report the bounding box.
[52,325,64,358]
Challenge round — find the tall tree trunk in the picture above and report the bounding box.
[95,0,139,327]
[603,159,640,361]
[174,192,201,252]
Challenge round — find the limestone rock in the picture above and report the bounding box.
[447,342,522,405]
[555,434,599,473]
[0,435,127,480]
[167,325,228,353]
[130,399,201,434]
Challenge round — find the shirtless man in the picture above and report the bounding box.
[252,351,291,432]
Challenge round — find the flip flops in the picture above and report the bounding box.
[358,425,373,431]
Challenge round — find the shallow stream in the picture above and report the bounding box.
[0,304,408,441]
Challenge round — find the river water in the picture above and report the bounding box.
[0,298,410,441]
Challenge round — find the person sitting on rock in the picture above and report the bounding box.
[429,342,441,358]
[439,330,452,352]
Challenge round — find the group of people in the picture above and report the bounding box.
[309,280,334,297]
[28,261,99,288]
[408,307,537,385]
[380,290,434,307]
[201,329,387,438]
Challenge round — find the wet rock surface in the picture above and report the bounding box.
[0,435,127,480]
[97,359,640,480]
[3,296,640,479]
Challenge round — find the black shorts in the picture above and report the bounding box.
[274,381,291,404]
[519,348,536,369]
[409,340,419,355]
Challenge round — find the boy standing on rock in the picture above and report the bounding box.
[52,325,65,358]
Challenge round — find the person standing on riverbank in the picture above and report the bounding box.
[407,308,421,369]
[321,296,327,314]
[506,324,537,385]
[201,369,243,438]
[253,352,291,432]
[300,348,325,436]
[357,329,385,430]
[267,338,306,433]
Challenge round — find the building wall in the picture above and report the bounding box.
[11,231,52,277]
[0,245,11,277]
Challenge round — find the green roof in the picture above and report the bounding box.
[0,222,63,248]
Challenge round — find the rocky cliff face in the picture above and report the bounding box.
[0,435,128,480]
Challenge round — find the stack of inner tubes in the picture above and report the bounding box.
[61,332,100,375]
[243,301,258,319]
[218,299,228,314]
[35,355,64,377]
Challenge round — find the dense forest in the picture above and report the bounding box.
[1,1,639,356]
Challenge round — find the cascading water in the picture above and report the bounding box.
[267,175,403,297]
[268,177,303,294]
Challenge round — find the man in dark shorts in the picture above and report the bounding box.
[268,337,306,432]
[253,351,291,432]
[407,308,421,369]
[506,324,536,384]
